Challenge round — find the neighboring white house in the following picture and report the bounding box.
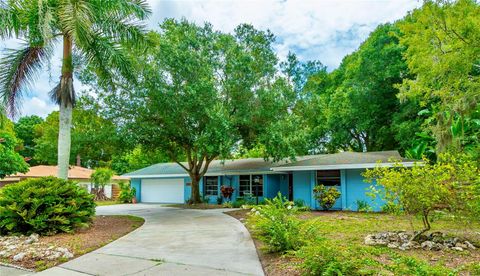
[0,165,129,199]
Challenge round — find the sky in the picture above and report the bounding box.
[0,0,421,119]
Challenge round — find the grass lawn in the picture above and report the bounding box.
[95,200,122,206]
[226,210,480,275]
[2,215,144,271]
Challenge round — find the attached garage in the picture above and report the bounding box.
[140,178,185,203]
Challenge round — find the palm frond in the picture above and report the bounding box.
[91,0,151,20]
[49,76,75,107]
[76,32,134,85]
[58,0,94,42]
[94,16,148,47]
[0,1,22,38]
[0,44,52,117]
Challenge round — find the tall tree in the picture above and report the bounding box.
[14,115,43,162]
[304,23,412,153]
[0,0,150,179]
[398,0,480,152]
[34,97,120,168]
[95,20,303,203]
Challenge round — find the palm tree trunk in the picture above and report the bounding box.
[57,35,74,179]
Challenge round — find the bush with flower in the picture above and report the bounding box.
[246,192,318,253]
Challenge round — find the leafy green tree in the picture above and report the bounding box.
[0,131,29,179]
[90,167,114,200]
[306,24,411,153]
[364,154,479,239]
[111,146,170,175]
[398,0,480,152]
[34,98,120,167]
[0,0,151,179]
[96,20,304,203]
[14,115,43,163]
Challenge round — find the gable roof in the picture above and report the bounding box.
[124,151,417,178]
[2,165,128,181]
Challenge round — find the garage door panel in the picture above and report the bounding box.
[141,178,184,203]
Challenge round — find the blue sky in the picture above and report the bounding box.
[0,0,421,118]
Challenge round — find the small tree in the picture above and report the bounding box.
[363,154,479,239]
[313,185,340,211]
[0,131,28,179]
[90,168,114,201]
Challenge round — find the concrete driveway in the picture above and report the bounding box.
[36,204,264,276]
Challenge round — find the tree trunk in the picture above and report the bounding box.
[58,103,72,179]
[190,175,202,204]
[57,35,74,179]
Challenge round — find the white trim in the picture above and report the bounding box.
[271,162,420,171]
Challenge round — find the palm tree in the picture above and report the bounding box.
[0,0,150,179]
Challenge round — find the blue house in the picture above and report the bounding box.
[124,151,416,211]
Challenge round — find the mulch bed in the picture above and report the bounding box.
[3,215,144,271]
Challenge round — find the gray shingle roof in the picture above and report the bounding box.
[124,151,416,177]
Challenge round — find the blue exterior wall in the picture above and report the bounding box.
[130,169,383,211]
[344,169,384,211]
[131,179,141,202]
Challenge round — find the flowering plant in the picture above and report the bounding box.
[220,185,235,200]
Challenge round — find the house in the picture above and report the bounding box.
[0,165,129,199]
[124,151,417,210]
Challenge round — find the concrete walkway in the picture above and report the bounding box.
[36,204,264,276]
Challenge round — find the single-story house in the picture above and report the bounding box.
[0,165,129,199]
[124,151,417,211]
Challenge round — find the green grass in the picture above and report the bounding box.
[95,200,121,206]
[295,211,480,275]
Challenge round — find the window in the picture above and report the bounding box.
[239,175,263,197]
[204,176,218,196]
[316,170,341,186]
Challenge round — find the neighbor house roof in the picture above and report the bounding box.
[124,151,418,178]
[1,165,128,182]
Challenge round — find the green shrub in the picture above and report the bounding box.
[247,193,316,253]
[0,176,95,235]
[356,200,372,212]
[294,198,305,207]
[232,199,246,208]
[216,196,223,205]
[296,241,361,276]
[118,181,136,203]
[313,185,341,210]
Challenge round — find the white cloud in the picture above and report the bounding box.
[21,97,58,118]
[2,0,422,117]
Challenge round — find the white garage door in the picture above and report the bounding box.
[141,178,185,203]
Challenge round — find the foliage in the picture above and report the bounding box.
[88,19,305,203]
[0,125,28,178]
[111,145,169,175]
[34,98,121,167]
[247,193,316,253]
[355,200,373,212]
[231,199,246,208]
[222,201,233,208]
[398,0,480,153]
[13,115,43,162]
[313,185,341,211]
[216,196,223,205]
[0,177,95,235]
[364,153,479,236]
[296,240,362,276]
[220,185,235,201]
[118,182,136,203]
[90,168,114,201]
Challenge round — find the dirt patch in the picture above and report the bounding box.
[2,215,144,271]
[225,210,301,276]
